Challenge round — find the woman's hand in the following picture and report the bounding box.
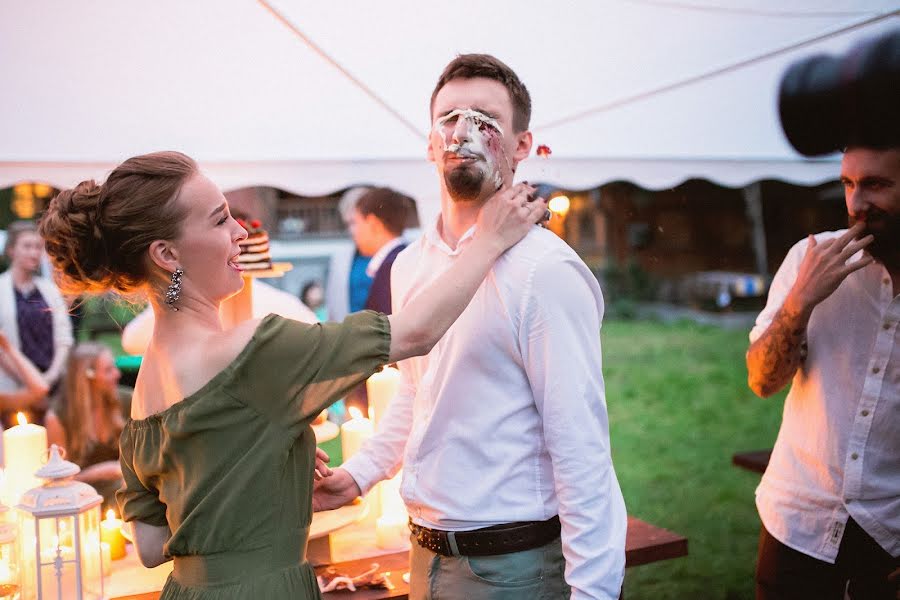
[476,183,548,254]
[0,332,10,352]
[314,447,333,481]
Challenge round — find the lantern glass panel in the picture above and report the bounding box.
[76,510,102,597]
[0,531,20,600]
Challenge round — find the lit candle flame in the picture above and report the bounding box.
[16,412,27,426]
[106,509,117,522]
[348,406,364,420]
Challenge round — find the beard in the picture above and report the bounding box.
[849,207,900,268]
[444,161,488,203]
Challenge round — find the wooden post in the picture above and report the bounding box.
[743,182,769,277]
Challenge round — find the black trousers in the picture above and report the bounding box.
[756,518,899,600]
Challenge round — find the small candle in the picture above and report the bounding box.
[2,412,47,506]
[340,407,373,461]
[100,542,112,576]
[366,367,400,427]
[100,510,127,560]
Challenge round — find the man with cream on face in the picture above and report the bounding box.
[315,54,626,600]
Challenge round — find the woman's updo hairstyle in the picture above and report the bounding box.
[39,151,197,296]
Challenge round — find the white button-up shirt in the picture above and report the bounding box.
[343,221,627,600]
[750,230,900,562]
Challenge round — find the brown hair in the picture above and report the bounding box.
[3,220,40,258]
[430,54,532,132]
[39,151,196,296]
[53,343,123,466]
[355,187,415,236]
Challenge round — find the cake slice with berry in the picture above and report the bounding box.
[236,219,272,271]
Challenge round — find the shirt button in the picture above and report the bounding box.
[884,323,892,330]
[851,453,859,460]
[872,366,881,374]
[861,410,870,417]
[885,278,891,285]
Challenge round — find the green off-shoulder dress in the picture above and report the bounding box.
[116,312,391,600]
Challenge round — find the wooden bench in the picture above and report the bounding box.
[110,516,687,600]
[732,449,772,474]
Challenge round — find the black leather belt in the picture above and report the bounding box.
[409,516,561,557]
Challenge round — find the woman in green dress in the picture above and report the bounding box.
[39,151,547,599]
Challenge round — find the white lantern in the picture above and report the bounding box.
[0,502,21,600]
[15,446,103,600]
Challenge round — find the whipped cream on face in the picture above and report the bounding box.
[433,108,513,191]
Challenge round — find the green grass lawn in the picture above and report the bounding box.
[603,319,785,600]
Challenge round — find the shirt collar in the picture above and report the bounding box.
[424,215,478,256]
[365,237,405,277]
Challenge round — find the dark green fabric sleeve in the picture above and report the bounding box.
[226,312,391,436]
[115,425,168,526]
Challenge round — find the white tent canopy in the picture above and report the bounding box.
[1,1,897,222]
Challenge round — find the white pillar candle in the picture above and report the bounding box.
[340,407,379,523]
[340,407,373,461]
[2,413,46,506]
[366,367,400,427]
[375,513,409,550]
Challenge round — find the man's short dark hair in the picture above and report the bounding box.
[430,54,532,133]
[355,187,415,236]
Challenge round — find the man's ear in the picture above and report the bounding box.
[513,130,533,163]
[147,240,180,274]
[426,140,436,163]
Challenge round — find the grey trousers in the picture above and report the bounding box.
[408,534,571,600]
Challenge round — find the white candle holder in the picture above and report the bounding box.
[15,446,103,600]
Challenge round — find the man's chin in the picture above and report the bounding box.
[445,166,486,202]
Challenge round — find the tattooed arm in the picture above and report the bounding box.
[746,294,811,397]
[747,224,874,398]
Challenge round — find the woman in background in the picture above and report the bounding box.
[0,220,74,425]
[45,342,124,510]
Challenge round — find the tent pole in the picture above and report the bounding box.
[743,182,768,277]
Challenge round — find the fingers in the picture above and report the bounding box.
[839,234,874,259]
[840,254,875,277]
[314,447,333,480]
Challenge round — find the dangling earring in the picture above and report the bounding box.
[164,268,184,311]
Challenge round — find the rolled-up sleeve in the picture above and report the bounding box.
[519,258,627,600]
[341,364,415,495]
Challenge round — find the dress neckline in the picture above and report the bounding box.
[127,315,275,424]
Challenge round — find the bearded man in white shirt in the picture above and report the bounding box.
[747,146,900,600]
[313,54,627,600]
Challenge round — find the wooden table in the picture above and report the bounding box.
[110,516,687,600]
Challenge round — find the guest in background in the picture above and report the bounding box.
[45,342,125,510]
[326,187,372,321]
[300,280,327,321]
[353,187,415,315]
[0,220,74,426]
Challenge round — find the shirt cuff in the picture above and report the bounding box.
[341,452,384,497]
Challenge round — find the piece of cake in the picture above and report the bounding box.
[236,219,272,271]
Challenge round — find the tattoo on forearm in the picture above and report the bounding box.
[747,304,808,397]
